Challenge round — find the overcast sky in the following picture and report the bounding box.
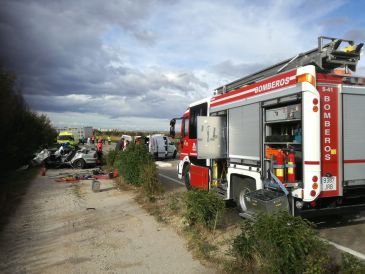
[1,0,364,130]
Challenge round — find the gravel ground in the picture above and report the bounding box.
[0,168,215,274]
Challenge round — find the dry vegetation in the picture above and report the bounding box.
[108,148,365,274]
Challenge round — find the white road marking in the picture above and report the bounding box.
[155,161,172,167]
[159,173,185,186]
[319,237,365,261]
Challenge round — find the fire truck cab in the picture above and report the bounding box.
[175,37,365,217]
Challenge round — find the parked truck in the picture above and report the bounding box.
[173,37,365,218]
[145,134,177,159]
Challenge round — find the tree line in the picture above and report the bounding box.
[0,68,57,172]
[95,129,168,137]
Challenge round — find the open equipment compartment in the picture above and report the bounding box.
[262,94,303,186]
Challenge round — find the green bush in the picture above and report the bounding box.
[341,253,365,274]
[230,219,256,269]
[184,189,225,230]
[231,211,332,274]
[118,143,154,186]
[106,150,118,167]
[108,144,156,187]
[141,160,162,199]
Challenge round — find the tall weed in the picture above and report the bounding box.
[117,144,153,186]
[184,189,225,230]
[106,150,118,167]
[141,161,163,199]
[106,144,162,196]
[341,253,365,274]
[231,211,332,274]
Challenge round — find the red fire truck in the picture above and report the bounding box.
[172,37,365,217]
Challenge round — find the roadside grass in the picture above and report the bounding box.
[341,253,365,274]
[0,168,39,231]
[107,149,364,273]
[119,180,365,274]
[129,186,241,271]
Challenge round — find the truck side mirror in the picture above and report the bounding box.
[169,118,176,138]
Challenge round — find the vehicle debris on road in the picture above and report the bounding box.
[52,168,117,183]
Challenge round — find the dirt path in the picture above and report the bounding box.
[0,168,215,274]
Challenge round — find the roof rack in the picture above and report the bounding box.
[216,36,363,94]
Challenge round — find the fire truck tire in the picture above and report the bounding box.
[233,178,256,213]
[182,164,191,190]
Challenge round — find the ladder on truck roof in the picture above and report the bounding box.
[216,36,364,94]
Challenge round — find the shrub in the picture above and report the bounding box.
[231,211,332,274]
[341,253,365,274]
[0,68,56,171]
[141,160,162,199]
[230,220,256,269]
[112,150,124,171]
[184,189,225,230]
[109,144,156,187]
[118,143,154,186]
[106,150,118,167]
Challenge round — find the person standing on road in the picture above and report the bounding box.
[91,135,95,144]
[115,137,124,151]
[96,139,103,164]
[107,136,111,145]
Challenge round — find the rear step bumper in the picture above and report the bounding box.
[298,203,365,218]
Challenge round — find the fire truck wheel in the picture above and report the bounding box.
[182,164,191,190]
[234,178,255,212]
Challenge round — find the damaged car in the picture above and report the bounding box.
[32,145,98,169]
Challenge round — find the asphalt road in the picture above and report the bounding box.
[157,159,365,260]
[156,159,185,192]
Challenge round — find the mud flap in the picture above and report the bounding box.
[190,165,209,190]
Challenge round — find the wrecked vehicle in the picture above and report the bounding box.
[32,145,98,169]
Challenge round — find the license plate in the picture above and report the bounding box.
[321,176,336,191]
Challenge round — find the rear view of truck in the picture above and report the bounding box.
[301,74,365,216]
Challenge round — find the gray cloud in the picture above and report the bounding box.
[1,0,363,130]
[343,28,365,41]
[0,0,210,124]
[211,60,267,81]
[0,0,161,94]
[319,17,349,27]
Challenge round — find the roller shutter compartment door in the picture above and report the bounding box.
[228,103,260,160]
[343,94,365,181]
